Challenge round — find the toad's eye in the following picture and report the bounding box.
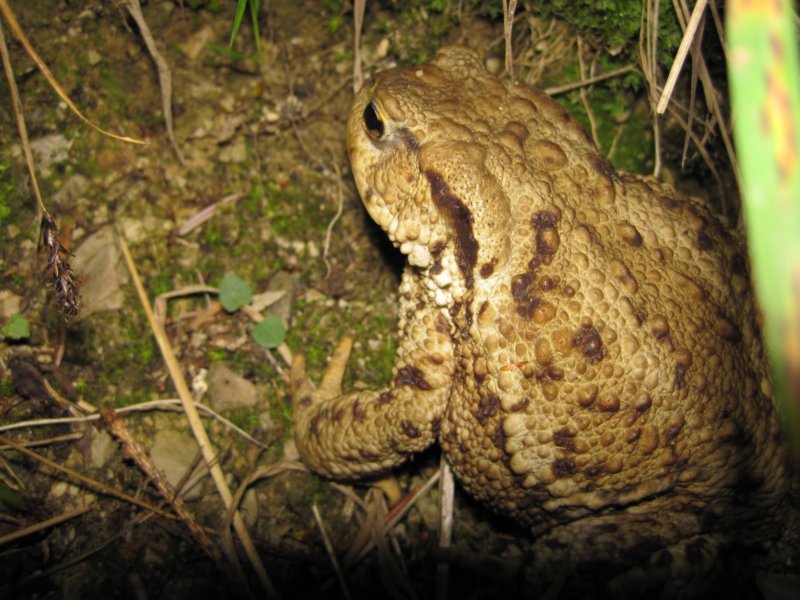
[363,102,385,139]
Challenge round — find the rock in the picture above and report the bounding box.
[90,429,115,469]
[150,429,201,491]
[117,214,170,244]
[0,290,22,319]
[53,174,90,206]
[206,362,258,412]
[179,24,214,62]
[258,409,277,434]
[263,271,298,325]
[218,137,247,163]
[87,49,102,66]
[25,134,73,177]
[71,225,128,318]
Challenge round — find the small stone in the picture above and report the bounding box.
[87,49,102,66]
[0,290,22,319]
[206,362,258,412]
[485,56,503,75]
[218,137,247,163]
[219,93,236,113]
[179,25,214,61]
[375,38,390,59]
[72,225,129,318]
[151,429,201,489]
[258,410,277,434]
[90,430,115,469]
[282,438,299,461]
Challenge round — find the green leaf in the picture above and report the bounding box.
[229,0,247,47]
[2,313,30,340]
[252,315,286,349]
[219,273,252,312]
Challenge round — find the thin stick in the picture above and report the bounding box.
[544,65,636,96]
[0,19,44,215]
[502,0,518,78]
[351,469,441,564]
[656,0,708,114]
[117,234,279,598]
[101,410,221,562]
[0,399,269,449]
[322,162,345,279]
[435,457,454,600]
[0,432,82,450]
[0,434,174,518]
[352,0,366,93]
[0,504,92,546]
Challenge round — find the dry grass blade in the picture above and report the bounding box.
[657,0,708,114]
[352,0,366,93]
[153,284,219,327]
[0,432,83,450]
[502,0,518,78]
[544,65,636,95]
[100,410,223,564]
[640,0,663,176]
[0,399,271,450]
[313,503,354,600]
[576,38,600,150]
[323,161,346,279]
[435,458,454,600]
[0,0,146,145]
[0,21,80,318]
[0,434,174,518]
[125,0,184,163]
[0,504,92,546]
[177,193,244,236]
[0,19,43,214]
[117,234,280,598]
[344,469,442,567]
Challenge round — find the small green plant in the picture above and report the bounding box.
[253,315,286,349]
[1,313,30,340]
[230,0,261,57]
[219,273,252,312]
[218,273,287,349]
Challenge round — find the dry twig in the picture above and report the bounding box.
[0,434,175,518]
[502,0,518,78]
[0,504,92,546]
[353,0,366,93]
[435,457,454,600]
[656,0,708,114]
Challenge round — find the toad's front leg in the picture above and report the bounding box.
[292,271,455,479]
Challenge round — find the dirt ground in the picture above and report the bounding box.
[0,1,785,599]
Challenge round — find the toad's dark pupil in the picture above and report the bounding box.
[363,103,384,139]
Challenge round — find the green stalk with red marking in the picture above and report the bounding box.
[727,0,800,443]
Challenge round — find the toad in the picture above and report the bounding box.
[291,45,788,596]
